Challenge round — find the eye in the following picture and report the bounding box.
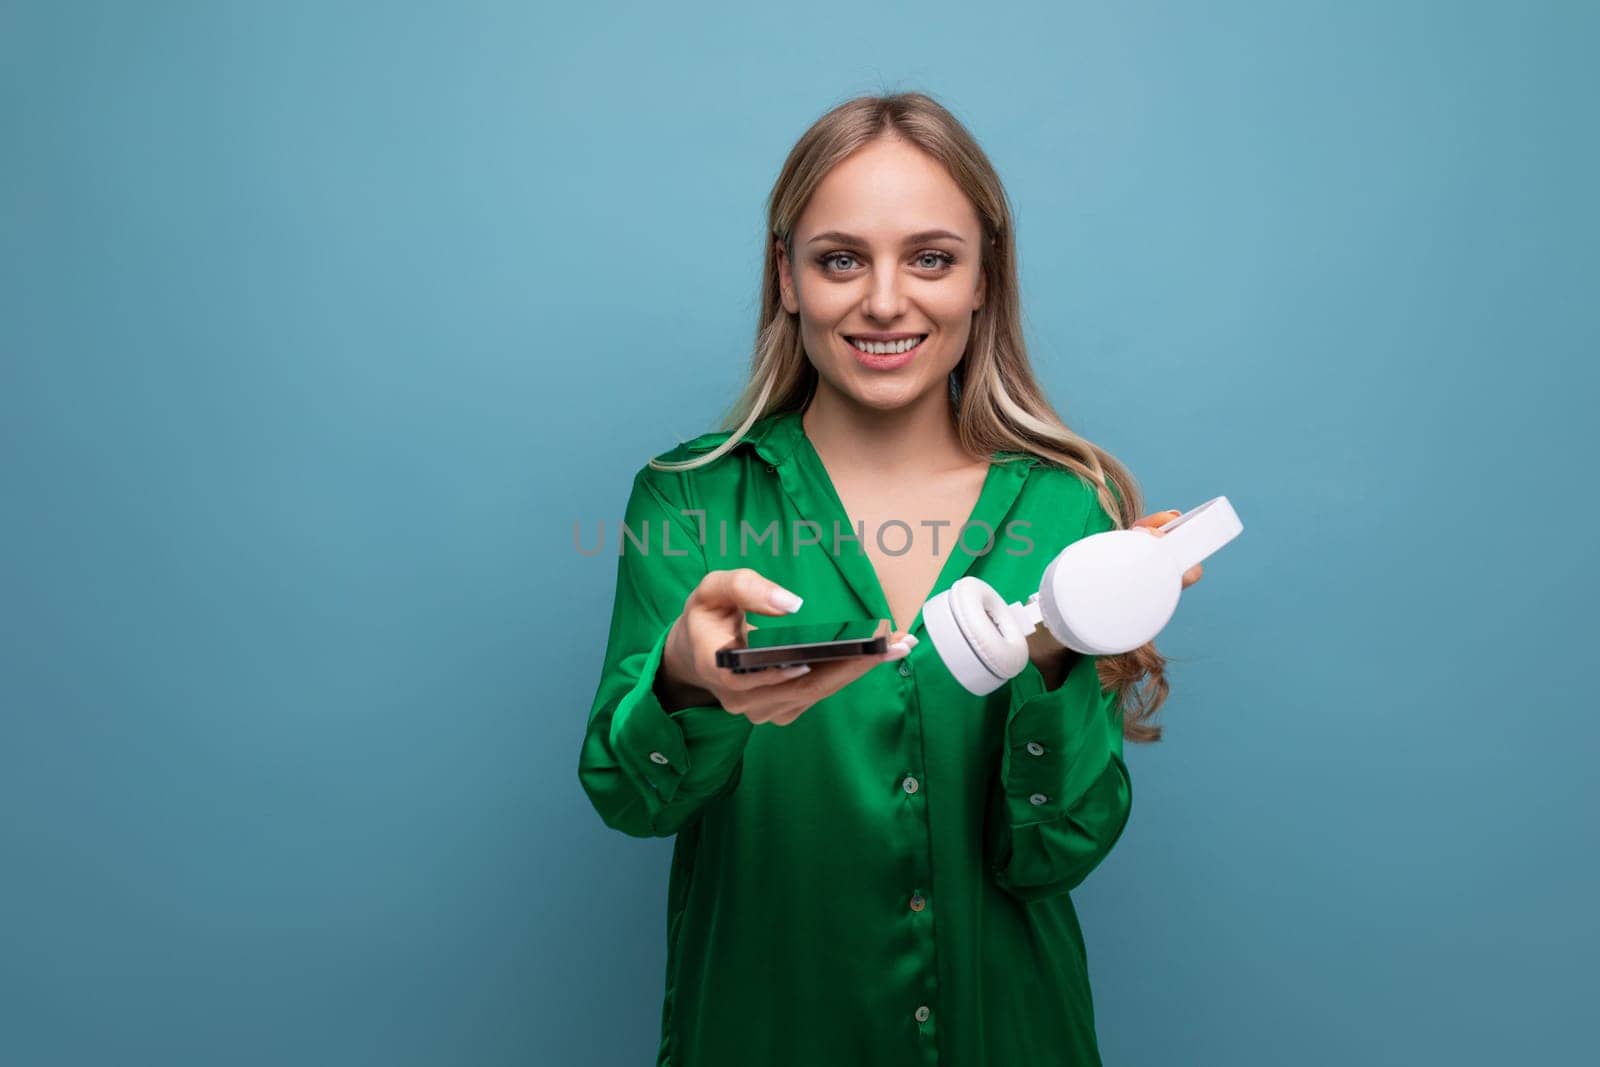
[817,250,957,275]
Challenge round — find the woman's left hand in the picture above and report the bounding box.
[1134,510,1203,588]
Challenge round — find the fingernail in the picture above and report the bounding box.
[886,640,911,659]
[769,588,804,613]
[900,634,919,648]
[783,664,812,677]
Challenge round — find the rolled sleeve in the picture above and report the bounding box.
[578,466,755,838]
[608,623,754,813]
[986,652,1133,902]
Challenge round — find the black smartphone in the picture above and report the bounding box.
[714,619,888,674]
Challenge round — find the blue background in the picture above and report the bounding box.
[3,1,1595,1063]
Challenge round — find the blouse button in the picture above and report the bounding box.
[897,660,912,677]
[1025,741,1045,757]
[909,892,926,912]
[649,751,670,765]
[901,775,919,795]
[914,1005,931,1023]
[1029,792,1048,806]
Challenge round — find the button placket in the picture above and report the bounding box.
[894,665,938,1059]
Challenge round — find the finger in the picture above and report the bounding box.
[767,701,815,727]
[1134,509,1182,530]
[763,630,915,726]
[718,661,815,691]
[797,629,915,693]
[727,669,824,725]
[883,628,916,659]
[696,568,805,617]
[1181,563,1203,588]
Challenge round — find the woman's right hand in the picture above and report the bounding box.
[656,567,915,727]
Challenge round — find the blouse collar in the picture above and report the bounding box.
[737,408,1037,636]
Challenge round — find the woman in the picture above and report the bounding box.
[578,92,1202,1067]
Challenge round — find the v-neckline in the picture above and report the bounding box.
[775,415,1032,640]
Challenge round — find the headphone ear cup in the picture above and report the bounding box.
[948,577,1030,682]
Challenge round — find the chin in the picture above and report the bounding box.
[841,375,933,412]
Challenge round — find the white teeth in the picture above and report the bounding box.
[849,335,926,355]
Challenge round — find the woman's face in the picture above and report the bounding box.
[776,135,987,413]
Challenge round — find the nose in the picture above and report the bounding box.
[863,262,906,321]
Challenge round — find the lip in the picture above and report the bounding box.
[845,333,928,372]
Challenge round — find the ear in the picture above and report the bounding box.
[775,237,798,314]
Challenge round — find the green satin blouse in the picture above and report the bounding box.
[577,407,1131,1066]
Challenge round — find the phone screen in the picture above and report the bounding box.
[744,619,883,650]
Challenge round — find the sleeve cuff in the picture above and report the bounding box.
[607,625,754,806]
[1001,652,1111,828]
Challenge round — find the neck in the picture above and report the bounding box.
[801,377,973,478]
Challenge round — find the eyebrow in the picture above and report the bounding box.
[805,229,967,247]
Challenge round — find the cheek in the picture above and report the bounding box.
[931,284,980,322]
[931,293,976,336]
[797,287,856,328]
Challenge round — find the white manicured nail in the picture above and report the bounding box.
[769,588,804,613]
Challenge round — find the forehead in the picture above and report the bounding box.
[798,137,981,240]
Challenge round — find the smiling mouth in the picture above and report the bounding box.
[845,334,929,355]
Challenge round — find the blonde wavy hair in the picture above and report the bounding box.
[648,90,1170,743]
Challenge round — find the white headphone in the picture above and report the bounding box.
[922,496,1244,694]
